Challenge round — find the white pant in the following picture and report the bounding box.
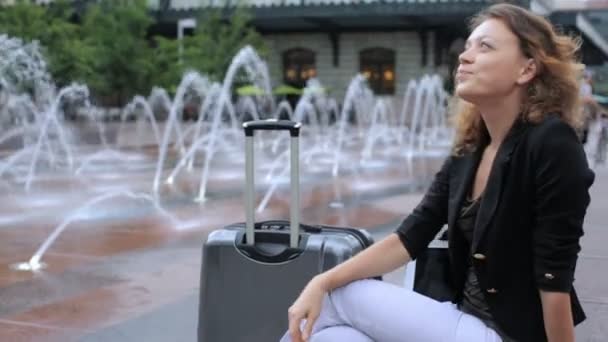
[280,279,502,342]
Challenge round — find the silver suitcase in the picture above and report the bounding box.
[197,120,377,342]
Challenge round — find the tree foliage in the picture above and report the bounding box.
[0,0,92,88]
[0,1,267,105]
[79,0,154,104]
[150,7,268,90]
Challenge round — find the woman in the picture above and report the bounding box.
[282,4,594,342]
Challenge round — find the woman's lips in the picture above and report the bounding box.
[456,71,472,82]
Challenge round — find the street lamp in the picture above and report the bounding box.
[178,18,197,63]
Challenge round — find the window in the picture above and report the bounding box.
[359,48,396,95]
[283,48,316,88]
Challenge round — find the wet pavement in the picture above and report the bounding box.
[0,139,440,342]
[572,166,608,341]
[0,152,606,341]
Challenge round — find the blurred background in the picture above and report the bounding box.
[1,0,607,341]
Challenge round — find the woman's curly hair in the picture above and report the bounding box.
[452,3,585,154]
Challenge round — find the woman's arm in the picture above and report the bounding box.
[288,234,411,341]
[287,157,451,341]
[539,291,575,342]
[317,155,453,291]
[531,118,594,340]
[395,156,452,260]
[316,233,410,291]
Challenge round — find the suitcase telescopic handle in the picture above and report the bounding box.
[243,119,302,248]
[243,120,301,137]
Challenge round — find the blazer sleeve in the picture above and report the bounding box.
[531,118,595,292]
[395,156,451,260]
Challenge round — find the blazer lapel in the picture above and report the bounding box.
[471,120,528,252]
[448,149,482,234]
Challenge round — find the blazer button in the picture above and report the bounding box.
[544,273,555,280]
[473,253,486,260]
[486,288,499,294]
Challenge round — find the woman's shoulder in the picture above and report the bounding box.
[528,113,575,134]
[526,114,581,151]
[524,114,593,184]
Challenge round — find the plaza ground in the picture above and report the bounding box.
[0,164,606,341]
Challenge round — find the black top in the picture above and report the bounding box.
[456,196,516,341]
[396,115,593,341]
[457,197,491,318]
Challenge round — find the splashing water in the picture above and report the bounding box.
[11,189,179,272]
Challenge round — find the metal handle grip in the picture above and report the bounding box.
[244,119,301,248]
[243,119,301,137]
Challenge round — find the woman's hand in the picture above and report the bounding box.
[286,233,411,341]
[287,275,329,342]
[539,290,575,342]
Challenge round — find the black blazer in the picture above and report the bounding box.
[396,115,595,342]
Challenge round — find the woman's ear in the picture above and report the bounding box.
[517,58,538,85]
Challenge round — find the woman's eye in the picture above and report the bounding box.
[480,42,491,49]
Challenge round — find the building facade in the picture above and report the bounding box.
[151,0,608,103]
[263,31,433,99]
[10,0,608,100]
[154,0,512,103]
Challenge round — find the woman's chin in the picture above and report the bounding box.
[455,86,481,103]
[455,86,472,99]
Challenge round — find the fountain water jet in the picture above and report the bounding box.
[196,46,273,202]
[119,95,162,149]
[152,71,210,197]
[11,190,179,272]
[24,84,89,191]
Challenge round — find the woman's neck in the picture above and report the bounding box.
[476,94,523,149]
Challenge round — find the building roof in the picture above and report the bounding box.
[154,0,514,32]
[2,0,495,8]
[155,0,492,11]
[577,10,608,63]
[540,0,608,64]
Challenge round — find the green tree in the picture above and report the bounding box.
[0,1,267,104]
[80,0,154,105]
[0,0,53,41]
[44,1,96,87]
[0,0,92,88]
[150,6,268,91]
[148,35,181,92]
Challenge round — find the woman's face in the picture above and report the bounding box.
[455,18,534,103]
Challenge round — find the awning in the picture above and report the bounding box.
[154,0,515,32]
[536,0,608,62]
[160,0,495,11]
[576,12,608,58]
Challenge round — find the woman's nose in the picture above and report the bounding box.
[458,48,474,65]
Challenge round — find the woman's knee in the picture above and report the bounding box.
[329,279,382,301]
[329,278,412,310]
[327,279,401,327]
[327,280,465,341]
[310,326,373,342]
